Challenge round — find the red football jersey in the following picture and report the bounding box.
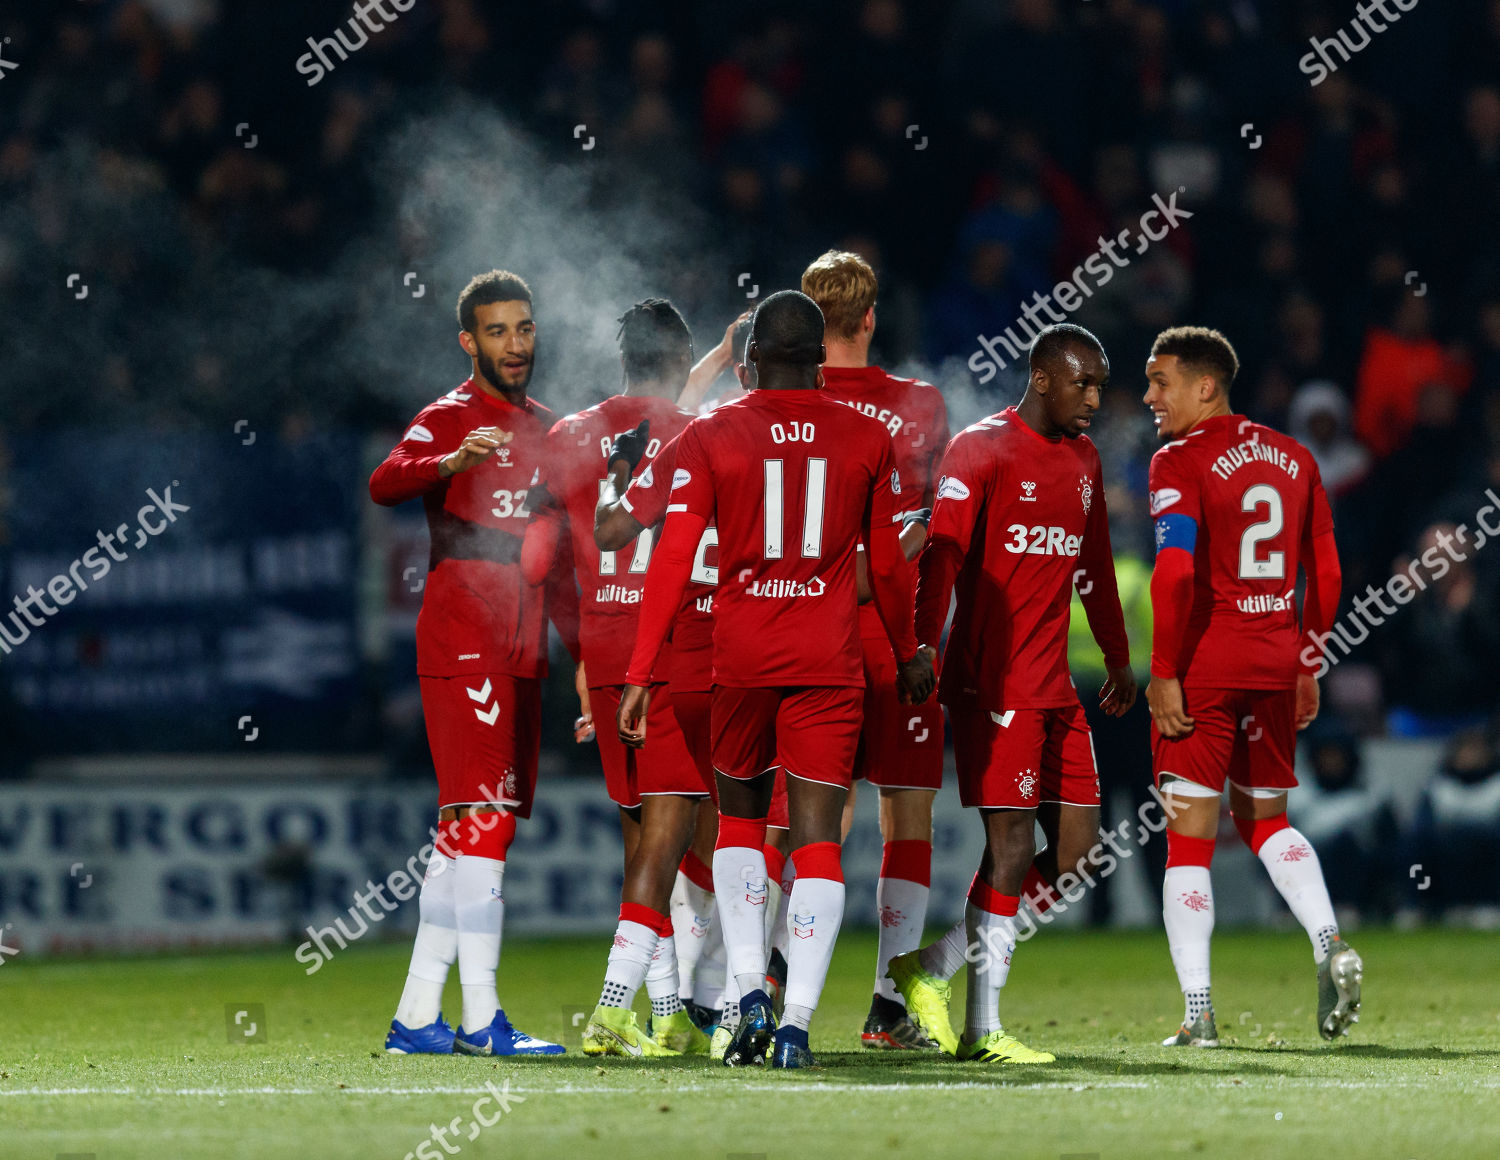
[821,365,950,642]
[916,407,1129,710]
[621,433,718,694]
[535,395,694,688]
[1148,413,1334,689]
[370,379,554,678]
[668,390,906,687]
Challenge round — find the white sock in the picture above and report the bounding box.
[875,876,930,1002]
[763,874,784,960]
[783,874,845,1018]
[1254,826,1340,961]
[599,918,656,1009]
[783,1002,814,1031]
[394,850,456,1028]
[670,871,716,1000]
[1163,865,1214,997]
[918,917,968,980]
[712,845,770,994]
[692,917,727,1010]
[720,970,741,1027]
[963,901,1016,1040]
[646,931,685,1017]
[453,854,505,1032]
[770,856,795,960]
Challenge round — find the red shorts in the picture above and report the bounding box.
[592,684,712,809]
[854,639,944,790]
[420,674,540,818]
[712,685,863,790]
[1152,686,1298,794]
[950,701,1099,810]
[671,688,717,805]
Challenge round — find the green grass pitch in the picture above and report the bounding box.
[4,928,1497,1159]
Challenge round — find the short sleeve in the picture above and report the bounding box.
[622,435,677,526]
[1148,445,1202,556]
[869,433,903,528]
[926,430,986,555]
[667,421,716,521]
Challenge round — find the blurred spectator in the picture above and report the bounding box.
[1293,729,1400,925]
[1288,381,1371,499]
[1400,727,1500,924]
[1383,522,1500,735]
[1353,294,1472,459]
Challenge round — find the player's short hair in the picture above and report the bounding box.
[1029,323,1105,371]
[616,297,693,383]
[457,270,533,333]
[800,250,877,341]
[749,290,825,366]
[1150,326,1239,394]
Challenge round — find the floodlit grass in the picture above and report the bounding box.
[4,928,1497,1159]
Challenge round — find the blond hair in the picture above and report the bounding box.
[800,250,877,342]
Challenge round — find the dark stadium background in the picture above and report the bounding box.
[1,0,1497,950]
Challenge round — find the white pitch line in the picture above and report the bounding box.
[2,1078,1496,1098]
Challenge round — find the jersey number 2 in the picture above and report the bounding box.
[1239,484,1285,579]
[763,458,827,559]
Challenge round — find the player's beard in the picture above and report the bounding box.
[477,349,533,396]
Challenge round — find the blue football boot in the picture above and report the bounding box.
[455,1008,565,1056]
[384,1015,455,1055]
[723,988,776,1067]
[769,1025,817,1069]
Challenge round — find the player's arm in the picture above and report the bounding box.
[901,390,950,561]
[1146,462,1199,738]
[1077,476,1136,717]
[913,434,978,650]
[677,311,749,412]
[1297,476,1342,729]
[369,409,512,506]
[594,423,653,551]
[864,441,933,702]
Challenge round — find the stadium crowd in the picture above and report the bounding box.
[1,1,1497,920]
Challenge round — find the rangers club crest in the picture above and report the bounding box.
[1016,768,1039,798]
[1179,891,1211,913]
[1078,475,1093,515]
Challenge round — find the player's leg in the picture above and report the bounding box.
[1153,688,1236,1048]
[768,686,864,1067]
[761,778,793,1027]
[388,677,465,1054]
[672,796,718,1019]
[861,647,944,1047]
[864,786,938,1048]
[1232,688,1362,1039]
[409,674,560,1056]
[590,685,711,1056]
[954,806,1053,1063]
[709,685,780,1064]
[1026,706,1108,917]
[387,820,458,1053]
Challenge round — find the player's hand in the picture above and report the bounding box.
[1099,664,1138,717]
[897,646,937,705]
[574,663,595,743]
[1146,676,1194,738]
[441,426,512,476]
[1295,672,1320,731]
[608,420,651,474]
[617,683,652,749]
